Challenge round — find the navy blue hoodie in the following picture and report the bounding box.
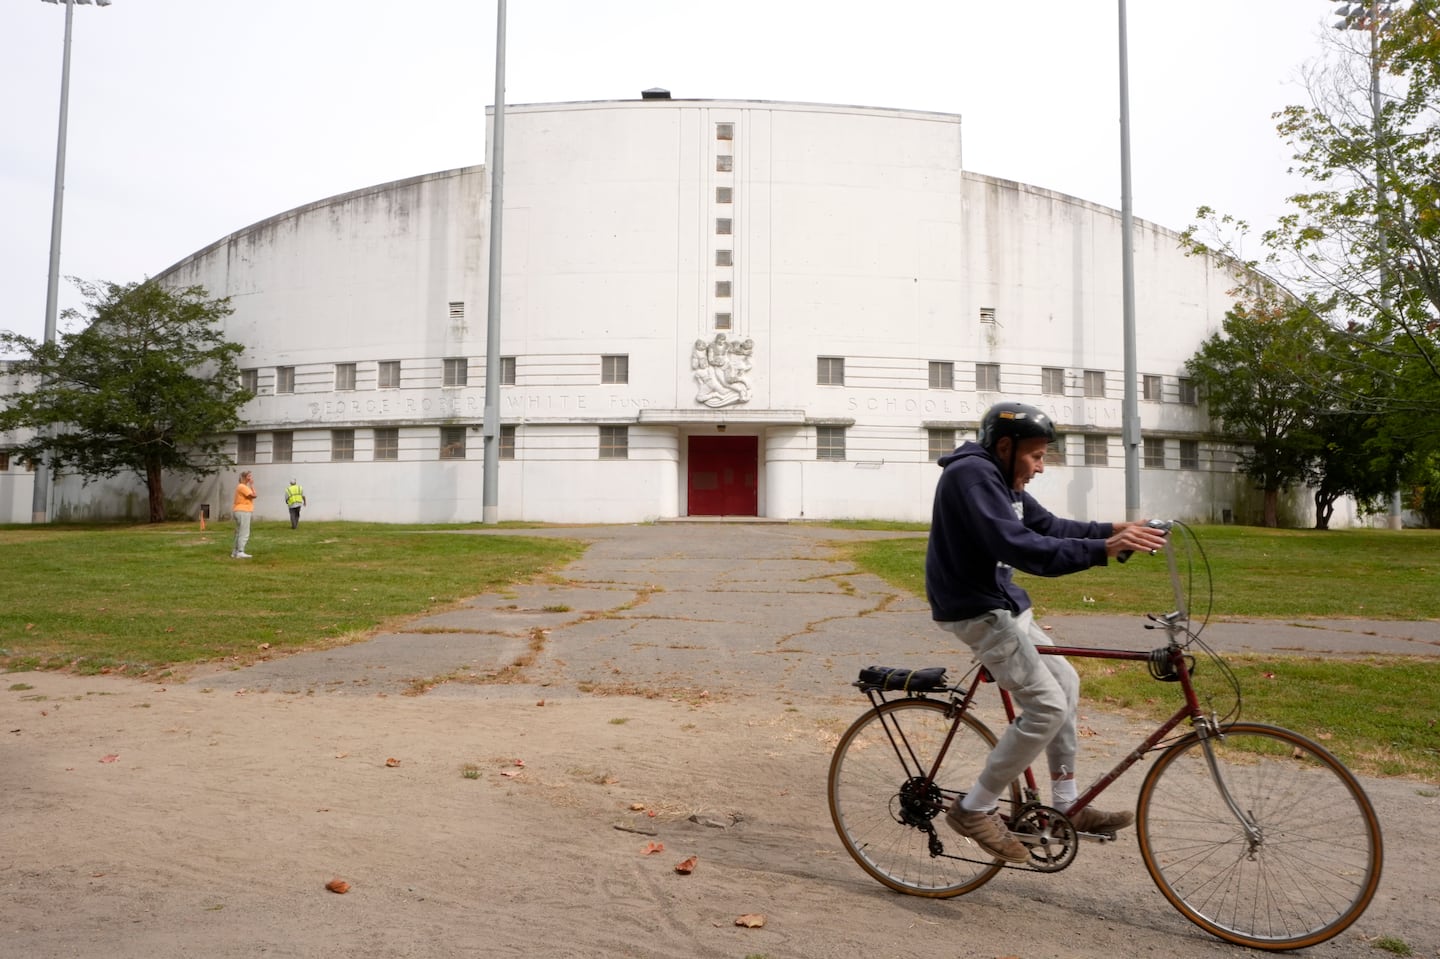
[926,441,1112,622]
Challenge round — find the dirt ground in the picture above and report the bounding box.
[3,670,1436,959]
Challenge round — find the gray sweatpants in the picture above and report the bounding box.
[233,511,253,556]
[939,608,1079,796]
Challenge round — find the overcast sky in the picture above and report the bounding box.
[2,1,1352,348]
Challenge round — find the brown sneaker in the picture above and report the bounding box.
[945,804,1028,863]
[1067,805,1134,834]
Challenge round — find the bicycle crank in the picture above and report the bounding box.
[1010,804,1079,873]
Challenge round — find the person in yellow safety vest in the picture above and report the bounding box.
[285,479,307,529]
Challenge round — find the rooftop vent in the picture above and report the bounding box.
[641,87,671,100]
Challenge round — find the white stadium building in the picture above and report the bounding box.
[4,96,1332,527]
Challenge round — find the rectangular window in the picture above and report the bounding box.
[599,425,628,460]
[927,428,956,462]
[240,369,258,393]
[500,424,516,460]
[601,354,629,385]
[335,362,357,391]
[1180,439,1201,470]
[714,312,732,330]
[716,217,732,235]
[715,249,733,267]
[980,307,996,325]
[715,280,732,297]
[1047,435,1067,466]
[331,429,355,462]
[816,425,847,461]
[1084,370,1106,398]
[440,426,466,460]
[1042,367,1065,396]
[716,186,732,203]
[817,356,845,386]
[1144,436,1166,468]
[1178,377,1199,406]
[928,361,954,390]
[0,450,9,471]
[378,360,401,390]
[374,427,399,461]
[272,431,293,464]
[716,122,734,140]
[500,356,516,386]
[237,433,257,465]
[1084,434,1108,466]
[276,366,295,394]
[1143,374,1163,402]
[716,155,733,172]
[443,358,468,387]
[975,363,1000,392]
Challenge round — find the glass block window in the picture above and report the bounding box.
[716,186,732,203]
[443,358,468,387]
[276,366,295,394]
[1144,436,1166,468]
[716,155,733,172]
[374,427,399,461]
[1084,370,1106,398]
[272,431,293,464]
[928,428,956,462]
[331,429,355,462]
[440,426,466,460]
[240,369,258,393]
[1047,435,1067,466]
[599,425,628,460]
[716,249,733,267]
[716,218,732,235]
[237,432,256,465]
[500,356,516,386]
[816,426,847,461]
[714,312,732,330]
[715,280,732,297]
[1179,378,1199,406]
[817,356,845,386]
[1180,439,1201,470]
[1084,434,1108,466]
[1042,367,1065,395]
[1143,374,1163,402]
[378,360,401,390]
[601,354,629,384]
[335,363,357,391]
[716,122,734,140]
[928,361,954,390]
[976,363,1001,392]
[500,424,516,460]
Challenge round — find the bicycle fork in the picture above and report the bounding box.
[1192,720,1266,854]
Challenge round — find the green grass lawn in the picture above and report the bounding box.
[838,524,1440,781]
[0,521,583,676]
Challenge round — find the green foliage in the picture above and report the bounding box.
[0,279,250,522]
[0,521,584,674]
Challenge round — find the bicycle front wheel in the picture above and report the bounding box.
[1137,722,1383,950]
[828,697,1017,898]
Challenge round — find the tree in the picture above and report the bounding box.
[1185,300,1331,527]
[0,279,250,522]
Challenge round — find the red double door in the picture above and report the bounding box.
[687,436,758,516]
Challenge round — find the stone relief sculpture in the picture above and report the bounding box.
[691,333,754,408]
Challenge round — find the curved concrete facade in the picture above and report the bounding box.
[9,98,1326,526]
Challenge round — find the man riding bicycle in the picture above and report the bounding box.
[925,401,1167,862]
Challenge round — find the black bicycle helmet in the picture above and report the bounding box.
[977,402,1056,452]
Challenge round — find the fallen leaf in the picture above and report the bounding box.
[325,878,351,894]
[513,759,525,767]
[536,699,546,707]
[335,752,349,759]
[735,914,766,928]
[1077,724,1097,738]
[646,809,657,818]
[642,842,664,855]
[500,770,520,778]
[385,757,401,767]
[674,856,698,874]
[629,802,646,811]
[259,643,270,650]
[99,754,119,763]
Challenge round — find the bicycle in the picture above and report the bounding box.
[827,521,1383,951]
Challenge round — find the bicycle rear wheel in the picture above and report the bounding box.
[828,697,1017,898]
[1137,722,1383,950]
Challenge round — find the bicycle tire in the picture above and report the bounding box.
[828,697,1019,898]
[1136,722,1383,950]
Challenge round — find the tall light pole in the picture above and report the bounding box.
[1118,0,1141,521]
[1334,0,1402,530]
[31,0,112,524]
[481,0,506,524]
